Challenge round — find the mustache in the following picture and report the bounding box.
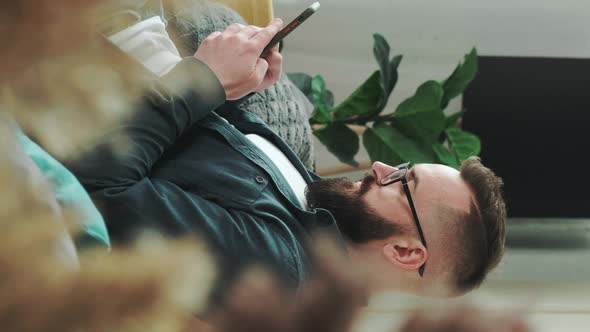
[359,173,375,195]
[305,173,403,244]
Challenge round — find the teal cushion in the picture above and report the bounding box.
[16,131,110,249]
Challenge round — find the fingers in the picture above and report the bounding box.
[225,23,246,34]
[256,50,282,92]
[203,31,222,41]
[238,25,263,39]
[266,51,283,83]
[266,49,283,72]
[193,18,285,100]
[251,18,283,47]
[253,58,270,87]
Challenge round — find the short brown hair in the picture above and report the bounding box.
[453,157,507,291]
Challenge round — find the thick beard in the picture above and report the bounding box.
[305,174,403,244]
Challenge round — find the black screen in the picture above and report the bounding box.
[462,56,590,218]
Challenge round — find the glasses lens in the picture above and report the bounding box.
[381,167,407,185]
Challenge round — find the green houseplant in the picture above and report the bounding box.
[288,33,481,169]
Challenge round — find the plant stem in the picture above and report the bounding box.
[329,114,393,126]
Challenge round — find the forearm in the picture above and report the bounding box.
[70,57,225,189]
[89,177,276,254]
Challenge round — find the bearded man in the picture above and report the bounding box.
[72,0,506,304]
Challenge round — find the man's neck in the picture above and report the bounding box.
[346,241,411,293]
[346,243,382,290]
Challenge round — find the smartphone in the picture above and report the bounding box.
[231,2,320,105]
[260,2,320,57]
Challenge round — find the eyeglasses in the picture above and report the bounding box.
[380,162,427,277]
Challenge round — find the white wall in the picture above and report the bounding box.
[274,2,590,331]
[275,0,590,171]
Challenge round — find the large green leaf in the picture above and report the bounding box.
[333,71,383,121]
[381,54,403,109]
[312,75,325,104]
[441,48,478,108]
[323,89,335,108]
[389,54,403,88]
[432,143,459,168]
[392,81,446,143]
[446,127,481,162]
[287,72,313,98]
[289,72,334,109]
[363,127,403,166]
[363,123,437,164]
[373,33,392,91]
[314,124,360,167]
[311,75,332,124]
[373,33,402,109]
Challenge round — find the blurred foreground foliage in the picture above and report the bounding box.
[0,1,529,331]
[0,0,145,159]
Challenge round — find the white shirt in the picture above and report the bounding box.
[108,16,181,77]
[246,135,308,208]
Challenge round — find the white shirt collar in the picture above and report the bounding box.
[108,16,182,77]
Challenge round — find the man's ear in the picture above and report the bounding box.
[382,238,428,271]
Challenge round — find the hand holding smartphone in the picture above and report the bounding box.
[229,2,320,104]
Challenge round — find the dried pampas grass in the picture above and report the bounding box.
[0,227,217,332]
[0,176,217,332]
[0,2,534,332]
[0,125,217,331]
[0,0,148,159]
[209,234,370,332]
[0,0,101,79]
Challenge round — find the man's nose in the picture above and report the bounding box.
[372,162,399,184]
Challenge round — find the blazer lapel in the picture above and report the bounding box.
[216,104,315,185]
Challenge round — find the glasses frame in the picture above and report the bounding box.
[380,162,427,277]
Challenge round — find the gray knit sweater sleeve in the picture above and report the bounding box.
[165,1,315,168]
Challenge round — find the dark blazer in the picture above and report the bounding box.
[70,55,347,302]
